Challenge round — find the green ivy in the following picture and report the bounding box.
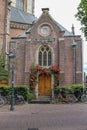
[0,54,8,82]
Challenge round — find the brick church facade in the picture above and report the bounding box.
[10,8,83,98]
[0,0,83,99]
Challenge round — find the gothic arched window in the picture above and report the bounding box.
[38,45,52,66]
[16,0,24,10]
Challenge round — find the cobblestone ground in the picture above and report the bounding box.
[0,103,87,130]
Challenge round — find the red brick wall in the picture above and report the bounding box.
[10,28,25,37]
[0,0,6,51]
[11,39,26,85]
[11,11,83,86]
[64,37,74,85]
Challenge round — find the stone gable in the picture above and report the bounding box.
[10,8,83,87]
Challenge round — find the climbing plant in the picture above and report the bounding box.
[29,64,60,89]
[0,54,8,85]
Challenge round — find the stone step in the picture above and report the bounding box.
[28,96,51,104]
[38,96,50,101]
[29,100,50,104]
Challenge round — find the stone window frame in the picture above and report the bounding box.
[38,23,53,37]
[38,45,52,67]
[16,0,24,10]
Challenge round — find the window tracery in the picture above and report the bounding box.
[38,45,52,66]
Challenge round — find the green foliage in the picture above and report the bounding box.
[0,76,8,81]
[75,0,87,40]
[27,91,35,101]
[0,85,35,101]
[71,84,83,91]
[71,84,83,101]
[54,86,72,95]
[14,85,28,100]
[29,64,60,89]
[0,55,8,82]
[0,86,11,96]
[54,84,83,101]
[0,55,5,68]
[54,74,59,87]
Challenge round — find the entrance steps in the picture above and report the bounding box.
[29,96,51,104]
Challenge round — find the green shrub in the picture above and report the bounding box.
[0,85,11,96]
[14,85,28,100]
[54,86,72,95]
[71,84,83,101]
[27,91,35,102]
[0,54,9,83]
[71,84,83,91]
[54,84,83,101]
[0,85,35,102]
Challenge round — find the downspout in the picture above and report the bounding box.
[72,40,77,84]
[71,25,77,84]
[2,0,8,57]
[73,45,77,84]
[4,1,11,69]
[58,38,60,86]
[58,39,59,67]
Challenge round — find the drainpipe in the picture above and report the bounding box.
[72,40,77,84]
[57,39,60,67]
[2,0,8,57]
[3,0,11,68]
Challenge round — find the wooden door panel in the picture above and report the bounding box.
[45,76,51,95]
[38,75,44,95]
[38,74,51,96]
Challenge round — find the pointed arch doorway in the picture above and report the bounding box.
[38,74,51,96]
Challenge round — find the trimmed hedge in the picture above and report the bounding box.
[14,85,28,100]
[0,85,35,101]
[71,84,83,101]
[54,84,83,101]
[0,85,11,96]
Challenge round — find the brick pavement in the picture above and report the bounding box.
[0,103,29,112]
[0,103,87,130]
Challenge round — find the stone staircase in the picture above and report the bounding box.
[29,96,51,104]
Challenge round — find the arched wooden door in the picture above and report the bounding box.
[38,74,51,96]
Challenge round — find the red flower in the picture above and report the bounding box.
[29,65,60,88]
